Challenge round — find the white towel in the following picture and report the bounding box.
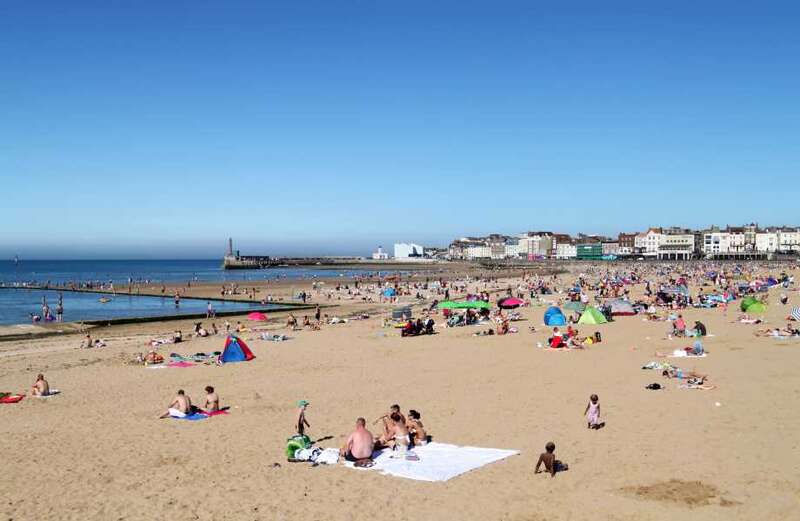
[344,442,518,482]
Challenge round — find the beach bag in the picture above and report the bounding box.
[645,383,662,390]
[286,435,312,458]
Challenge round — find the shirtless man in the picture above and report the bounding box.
[203,386,219,412]
[159,389,192,418]
[31,374,49,396]
[341,417,375,462]
[374,404,406,445]
[535,441,567,477]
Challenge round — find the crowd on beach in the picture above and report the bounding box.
[5,259,799,480]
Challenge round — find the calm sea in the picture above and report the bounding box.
[0,259,398,326]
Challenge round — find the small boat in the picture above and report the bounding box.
[98,297,112,304]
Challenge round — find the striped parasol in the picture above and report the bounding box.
[791,307,800,322]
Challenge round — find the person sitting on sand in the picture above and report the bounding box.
[497,319,510,335]
[671,314,687,337]
[375,404,405,445]
[535,442,567,477]
[159,389,192,418]
[407,409,428,446]
[388,412,411,456]
[172,330,183,343]
[31,374,50,396]
[302,315,311,328]
[203,386,219,412]
[194,323,208,337]
[286,314,299,330]
[340,417,375,463]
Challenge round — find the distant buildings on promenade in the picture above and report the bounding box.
[443,225,800,261]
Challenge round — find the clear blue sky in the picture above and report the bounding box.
[1,1,798,259]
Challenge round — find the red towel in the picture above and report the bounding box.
[0,394,25,404]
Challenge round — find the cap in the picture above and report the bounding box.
[297,400,310,407]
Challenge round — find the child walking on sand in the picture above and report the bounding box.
[584,394,601,429]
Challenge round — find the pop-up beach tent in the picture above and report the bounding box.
[543,306,567,326]
[577,306,608,325]
[219,336,255,363]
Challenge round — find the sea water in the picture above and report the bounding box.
[0,259,400,325]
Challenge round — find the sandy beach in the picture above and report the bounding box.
[2,265,799,521]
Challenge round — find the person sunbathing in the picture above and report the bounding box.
[340,417,375,463]
[754,328,783,338]
[203,386,219,412]
[738,314,762,324]
[159,389,192,418]
[406,410,428,446]
[144,351,164,364]
[31,374,50,396]
[662,368,708,383]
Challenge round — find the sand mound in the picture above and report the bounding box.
[621,479,719,507]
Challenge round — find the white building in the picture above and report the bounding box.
[555,241,577,259]
[658,229,694,260]
[465,243,491,260]
[394,243,424,259]
[518,232,553,259]
[504,239,522,259]
[371,246,389,260]
[777,228,800,252]
[755,231,778,253]
[702,230,732,255]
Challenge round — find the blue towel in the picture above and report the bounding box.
[172,412,208,421]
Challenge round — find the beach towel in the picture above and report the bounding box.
[167,361,195,368]
[144,364,168,369]
[171,412,209,421]
[0,394,25,404]
[343,442,518,482]
[669,350,708,358]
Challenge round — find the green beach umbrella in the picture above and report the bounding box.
[438,300,490,310]
[740,296,758,312]
[744,301,767,314]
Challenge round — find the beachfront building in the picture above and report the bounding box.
[551,234,574,259]
[633,228,661,258]
[487,234,511,260]
[576,242,603,260]
[554,237,577,259]
[504,238,522,259]
[702,227,732,256]
[372,246,389,260]
[465,242,491,260]
[394,243,424,259]
[658,228,695,260]
[777,227,800,252]
[755,231,779,253]
[618,233,636,256]
[602,241,619,256]
[518,232,552,260]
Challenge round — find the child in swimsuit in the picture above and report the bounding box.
[583,394,600,429]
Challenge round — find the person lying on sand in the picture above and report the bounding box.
[31,374,50,396]
[535,442,568,477]
[159,389,192,418]
[203,386,219,412]
[662,368,708,383]
[340,418,374,463]
[754,328,784,338]
[738,314,762,324]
